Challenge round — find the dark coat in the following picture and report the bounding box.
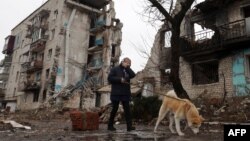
[108,64,136,96]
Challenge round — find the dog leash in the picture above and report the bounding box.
[124,81,189,102]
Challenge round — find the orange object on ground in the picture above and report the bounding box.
[70,110,99,131]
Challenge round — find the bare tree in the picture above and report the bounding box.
[143,0,196,99]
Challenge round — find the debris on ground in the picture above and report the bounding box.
[98,103,124,123]
[0,120,31,130]
[194,96,250,123]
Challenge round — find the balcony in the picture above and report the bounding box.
[181,19,250,57]
[75,0,109,9]
[0,56,12,67]
[21,60,43,73]
[0,70,9,81]
[30,39,46,52]
[2,35,15,55]
[19,80,41,92]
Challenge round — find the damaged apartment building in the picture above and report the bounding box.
[1,0,122,112]
[179,0,250,98]
[138,0,250,99]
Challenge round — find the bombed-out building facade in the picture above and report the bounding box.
[136,0,250,99]
[0,0,122,112]
[179,0,250,98]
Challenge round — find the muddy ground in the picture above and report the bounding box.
[0,96,249,141]
[0,118,224,141]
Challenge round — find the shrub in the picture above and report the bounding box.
[131,96,162,122]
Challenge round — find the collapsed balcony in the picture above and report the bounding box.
[26,9,50,39]
[30,40,46,52]
[181,19,250,56]
[19,80,41,92]
[21,60,43,73]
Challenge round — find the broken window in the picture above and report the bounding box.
[16,71,19,82]
[46,69,50,79]
[95,92,101,107]
[39,53,44,61]
[33,91,39,102]
[192,60,219,85]
[48,49,52,60]
[53,10,58,20]
[243,5,250,18]
[50,29,55,40]
[42,90,47,101]
[111,45,116,57]
[36,72,41,81]
[31,53,37,61]
[243,5,250,36]
[13,88,16,96]
[89,35,96,48]
[90,17,96,29]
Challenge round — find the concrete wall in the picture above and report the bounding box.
[4,0,121,110]
[64,92,80,109]
[61,6,89,86]
[179,0,250,99]
[4,0,90,110]
[63,92,111,108]
[232,48,250,96]
[82,96,96,110]
[180,56,234,99]
[142,27,164,88]
[227,1,245,22]
[100,93,110,107]
[17,0,66,109]
[17,92,40,110]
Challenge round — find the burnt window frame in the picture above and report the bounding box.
[33,91,39,102]
[242,5,250,18]
[192,60,219,85]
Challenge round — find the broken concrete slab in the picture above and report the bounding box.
[1,120,31,130]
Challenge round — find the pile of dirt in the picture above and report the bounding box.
[1,104,125,125]
[97,104,124,123]
[194,96,250,122]
[1,95,249,128]
[3,107,71,121]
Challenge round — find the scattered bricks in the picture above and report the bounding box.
[70,110,84,131]
[70,110,99,131]
[83,112,99,130]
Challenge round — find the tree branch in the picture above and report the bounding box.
[174,0,195,24]
[148,0,174,23]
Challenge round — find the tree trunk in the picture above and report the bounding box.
[170,28,190,99]
[147,0,195,99]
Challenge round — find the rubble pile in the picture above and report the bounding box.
[98,104,124,124]
[2,107,70,121]
[1,95,249,129]
[0,121,13,131]
[194,96,250,122]
[0,103,125,127]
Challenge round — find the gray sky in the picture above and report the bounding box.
[0,0,157,72]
